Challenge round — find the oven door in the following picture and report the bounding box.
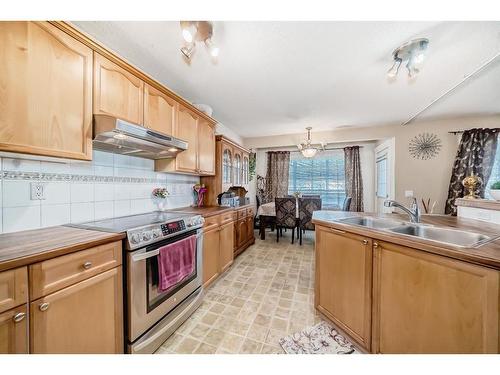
[126,228,203,342]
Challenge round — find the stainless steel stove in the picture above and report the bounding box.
[69,211,205,354]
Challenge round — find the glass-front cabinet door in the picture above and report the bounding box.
[222,148,232,185]
[242,155,249,185]
[234,154,242,186]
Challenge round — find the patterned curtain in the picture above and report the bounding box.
[445,128,499,215]
[265,151,290,201]
[344,146,364,212]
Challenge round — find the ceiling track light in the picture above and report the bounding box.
[387,38,429,79]
[179,21,219,61]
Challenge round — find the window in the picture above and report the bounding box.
[288,150,345,208]
[486,141,500,198]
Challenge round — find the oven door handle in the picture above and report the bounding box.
[131,232,203,262]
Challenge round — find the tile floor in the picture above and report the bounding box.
[156,230,323,354]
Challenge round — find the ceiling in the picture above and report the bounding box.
[73,21,500,138]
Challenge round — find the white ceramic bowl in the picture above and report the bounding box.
[489,189,500,201]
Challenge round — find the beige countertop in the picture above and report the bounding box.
[169,204,253,218]
[312,211,500,270]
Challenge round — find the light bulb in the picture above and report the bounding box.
[180,22,197,43]
[205,39,219,58]
[387,58,402,78]
[182,29,193,43]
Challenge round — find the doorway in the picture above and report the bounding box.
[375,138,395,213]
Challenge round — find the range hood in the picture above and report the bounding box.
[93,115,188,160]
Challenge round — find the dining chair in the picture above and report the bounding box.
[342,196,352,211]
[298,197,322,245]
[275,197,298,244]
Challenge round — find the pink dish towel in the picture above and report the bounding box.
[157,235,196,292]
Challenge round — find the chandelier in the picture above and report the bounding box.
[297,127,325,158]
[180,21,219,60]
[387,38,429,79]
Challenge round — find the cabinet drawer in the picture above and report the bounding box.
[246,207,254,217]
[237,209,247,219]
[220,211,235,225]
[29,241,122,300]
[203,216,220,232]
[0,267,28,314]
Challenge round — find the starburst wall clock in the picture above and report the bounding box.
[409,133,442,160]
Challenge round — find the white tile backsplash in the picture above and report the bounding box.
[0,152,199,233]
[71,202,94,223]
[42,182,70,205]
[41,204,70,227]
[3,206,41,233]
[3,180,40,208]
[94,201,114,220]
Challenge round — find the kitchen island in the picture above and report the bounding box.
[312,211,500,354]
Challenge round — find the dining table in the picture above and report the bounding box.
[257,200,339,240]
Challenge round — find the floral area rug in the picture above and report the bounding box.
[279,321,360,354]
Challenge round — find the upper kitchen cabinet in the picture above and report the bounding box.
[155,106,216,175]
[93,52,144,125]
[143,83,178,135]
[198,119,216,175]
[0,21,93,160]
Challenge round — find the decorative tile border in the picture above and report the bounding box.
[0,171,198,185]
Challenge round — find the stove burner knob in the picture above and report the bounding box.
[142,231,152,241]
[130,233,141,244]
[152,229,161,238]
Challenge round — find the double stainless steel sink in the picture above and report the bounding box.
[337,216,494,248]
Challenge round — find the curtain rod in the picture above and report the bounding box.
[448,131,464,135]
[401,51,500,126]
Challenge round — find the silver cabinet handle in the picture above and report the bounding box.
[362,239,369,245]
[83,261,92,270]
[39,302,50,312]
[373,242,379,248]
[13,312,26,323]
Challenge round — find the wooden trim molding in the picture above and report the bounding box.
[48,21,217,126]
[456,198,500,211]
[216,135,250,154]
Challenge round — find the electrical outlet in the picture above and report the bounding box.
[30,182,46,200]
[405,190,414,198]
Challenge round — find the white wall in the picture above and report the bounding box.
[215,123,243,145]
[0,151,199,234]
[248,142,375,212]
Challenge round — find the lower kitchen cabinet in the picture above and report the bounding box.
[315,226,373,351]
[30,267,123,354]
[219,222,235,272]
[202,227,221,287]
[372,241,499,354]
[0,305,28,354]
[202,216,235,288]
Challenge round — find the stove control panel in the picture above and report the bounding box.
[161,220,186,236]
[126,215,204,250]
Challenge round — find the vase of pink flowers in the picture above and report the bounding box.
[152,187,169,211]
[192,184,207,207]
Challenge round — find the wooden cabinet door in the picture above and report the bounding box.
[233,149,243,186]
[372,241,499,354]
[246,215,254,242]
[143,83,177,135]
[0,21,93,160]
[30,267,123,354]
[221,142,233,189]
[175,106,199,173]
[198,120,216,175]
[202,228,220,287]
[0,305,28,354]
[315,226,372,351]
[219,222,234,273]
[94,53,144,124]
[0,267,27,314]
[237,218,248,248]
